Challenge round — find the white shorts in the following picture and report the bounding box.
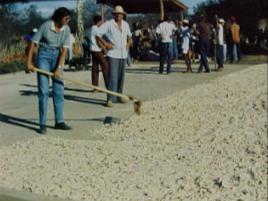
[182,38,190,54]
[182,44,190,54]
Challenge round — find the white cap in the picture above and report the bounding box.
[219,18,225,23]
[183,19,189,24]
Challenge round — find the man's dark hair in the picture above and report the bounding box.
[93,15,102,24]
[164,15,170,21]
[51,7,71,23]
[199,14,206,22]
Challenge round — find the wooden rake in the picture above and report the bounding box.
[33,67,142,115]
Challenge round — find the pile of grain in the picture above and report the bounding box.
[0,65,267,201]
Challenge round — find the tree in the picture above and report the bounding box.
[0,3,21,45]
[76,0,84,44]
[23,4,44,32]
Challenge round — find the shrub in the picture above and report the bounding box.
[0,60,26,74]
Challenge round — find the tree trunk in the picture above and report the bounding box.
[76,0,84,57]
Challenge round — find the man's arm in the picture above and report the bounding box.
[53,47,68,79]
[96,36,113,49]
[26,42,36,73]
[126,36,132,49]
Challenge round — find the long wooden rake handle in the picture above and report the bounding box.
[33,67,142,114]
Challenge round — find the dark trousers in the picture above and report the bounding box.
[216,44,224,68]
[198,38,210,71]
[91,51,108,88]
[107,57,126,102]
[159,42,173,73]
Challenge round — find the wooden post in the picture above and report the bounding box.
[160,0,164,20]
[100,3,104,22]
[180,11,184,21]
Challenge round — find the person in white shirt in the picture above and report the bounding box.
[180,19,193,73]
[68,31,75,62]
[90,15,108,89]
[216,18,225,71]
[96,5,132,107]
[156,15,177,74]
[132,22,143,62]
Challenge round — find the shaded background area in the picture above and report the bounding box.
[0,0,267,74]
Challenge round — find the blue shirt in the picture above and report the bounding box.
[32,20,70,49]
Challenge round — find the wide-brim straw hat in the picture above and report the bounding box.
[112,5,126,15]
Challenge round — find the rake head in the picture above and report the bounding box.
[133,100,142,115]
[128,95,142,115]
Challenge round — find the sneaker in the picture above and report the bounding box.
[106,100,113,107]
[55,122,72,130]
[39,125,47,134]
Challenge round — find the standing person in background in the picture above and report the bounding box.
[180,19,192,73]
[82,35,91,65]
[26,7,72,134]
[196,15,211,73]
[96,5,132,107]
[216,18,225,71]
[23,28,38,55]
[90,15,108,90]
[230,16,241,62]
[156,15,177,74]
[190,23,199,63]
[68,30,75,63]
[170,19,178,61]
[132,22,143,62]
[224,19,232,63]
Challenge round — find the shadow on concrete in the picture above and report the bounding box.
[125,66,186,74]
[0,113,119,134]
[0,113,41,133]
[19,90,106,106]
[103,116,121,125]
[20,84,95,93]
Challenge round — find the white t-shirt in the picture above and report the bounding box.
[70,33,75,46]
[217,24,224,45]
[98,19,132,59]
[90,25,102,52]
[134,29,142,37]
[156,21,177,43]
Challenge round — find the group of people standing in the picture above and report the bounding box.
[156,14,241,74]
